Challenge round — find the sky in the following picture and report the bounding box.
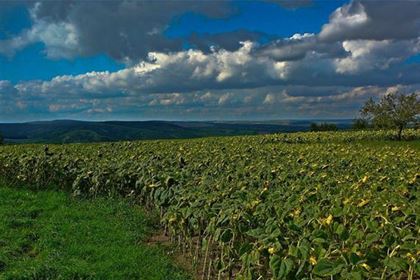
[0,0,419,122]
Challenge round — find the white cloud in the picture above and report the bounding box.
[0,19,80,58]
[289,33,315,41]
[263,93,275,105]
[319,0,420,42]
[319,1,368,41]
[218,92,233,105]
[335,39,420,74]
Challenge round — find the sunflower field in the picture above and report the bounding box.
[0,130,419,279]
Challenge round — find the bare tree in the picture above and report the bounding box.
[360,92,419,140]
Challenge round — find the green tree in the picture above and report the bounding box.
[360,92,420,140]
[0,132,3,145]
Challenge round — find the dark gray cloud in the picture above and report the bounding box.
[0,1,258,60]
[259,33,347,61]
[36,1,234,59]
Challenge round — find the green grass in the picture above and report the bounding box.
[0,185,189,280]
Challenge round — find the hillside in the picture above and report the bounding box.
[0,119,353,144]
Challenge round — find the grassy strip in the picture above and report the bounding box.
[0,183,189,280]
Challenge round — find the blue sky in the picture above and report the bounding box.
[0,0,419,121]
[166,1,345,38]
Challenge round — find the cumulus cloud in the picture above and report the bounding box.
[334,39,420,74]
[319,0,420,42]
[0,19,79,58]
[9,42,294,98]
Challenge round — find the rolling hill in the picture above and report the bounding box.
[0,119,353,144]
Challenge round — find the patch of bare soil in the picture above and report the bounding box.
[147,232,207,280]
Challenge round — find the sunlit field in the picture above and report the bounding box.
[1,130,419,279]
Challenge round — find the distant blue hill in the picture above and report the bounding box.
[0,119,353,144]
